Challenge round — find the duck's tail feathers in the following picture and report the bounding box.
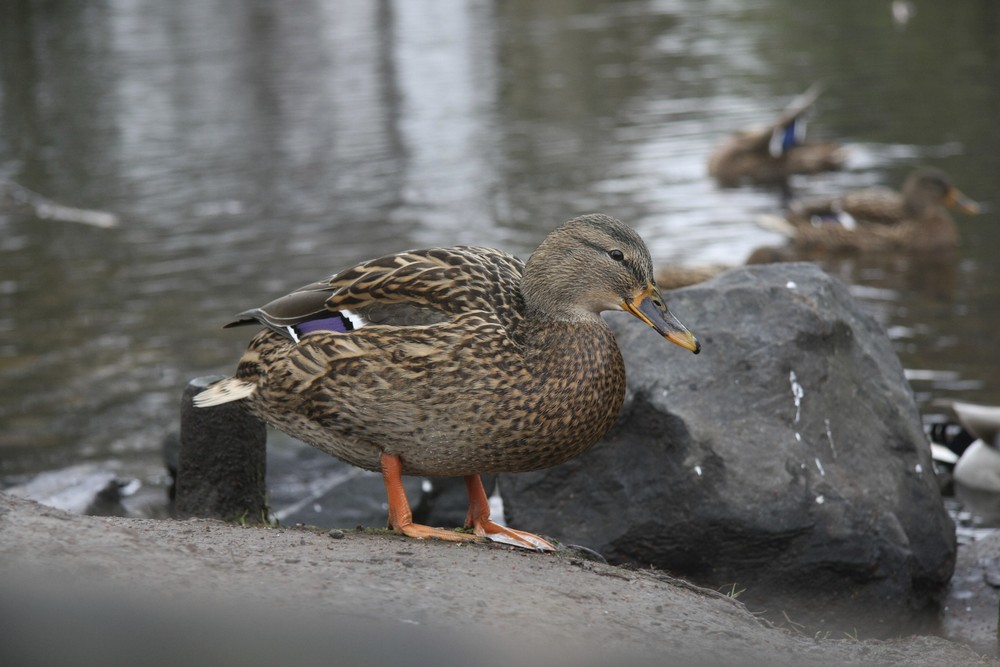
[756,214,796,237]
[192,378,256,407]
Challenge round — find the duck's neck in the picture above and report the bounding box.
[520,310,626,410]
[516,310,624,384]
[909,213,959,250]
[903,199,933,219]
[517,275,623,374]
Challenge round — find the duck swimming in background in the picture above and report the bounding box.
[757,168,980,253]
[708,84,847,187]
[195,214,701,550]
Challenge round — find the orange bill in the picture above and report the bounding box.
[622,285,701,354]
[945,187,980,215]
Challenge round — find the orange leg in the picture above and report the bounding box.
[380,452,479,543]
[463,474,555,551]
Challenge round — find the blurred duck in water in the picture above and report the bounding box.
[708,84,847,188]
[757,168,980,253]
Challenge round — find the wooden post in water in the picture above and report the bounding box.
[176,375,268,523]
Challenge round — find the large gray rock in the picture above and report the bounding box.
[501,262,956,636]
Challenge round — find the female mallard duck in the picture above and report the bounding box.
[195,214,700,550]
[708,85,847,187]
[759,168,980,252]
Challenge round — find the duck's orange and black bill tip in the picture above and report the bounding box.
[623,288,701,355]
[946,187,981,215]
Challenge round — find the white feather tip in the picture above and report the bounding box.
[192,379,255,407]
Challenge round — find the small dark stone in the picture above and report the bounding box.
[175,376,268,524]
[328,529,345,539]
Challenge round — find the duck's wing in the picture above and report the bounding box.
[787,195,840,223]
[838,187,905,224]
[765,84,824,157]
[224,247,525,340]
[772,84,822,133]
[711,84,825,163]
[786,187,903,229]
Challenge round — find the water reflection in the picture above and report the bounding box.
[0,1,998,523]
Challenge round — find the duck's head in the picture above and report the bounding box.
[523,214,701,354]
[903,168,980,217]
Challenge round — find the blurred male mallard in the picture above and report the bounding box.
[758,167,980,252]
[708,85,846,187]
[195,214,701,550]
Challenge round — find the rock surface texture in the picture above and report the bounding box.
[502,262,956,636]
[1,493,991,667]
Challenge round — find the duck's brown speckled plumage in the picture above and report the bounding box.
[196,215,699,547]
[233,285,626,477]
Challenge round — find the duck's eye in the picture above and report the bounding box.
[608,249,625,262]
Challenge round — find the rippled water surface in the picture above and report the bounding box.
[1,1,998,512]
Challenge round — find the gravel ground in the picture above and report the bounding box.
[1,492,995,667]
